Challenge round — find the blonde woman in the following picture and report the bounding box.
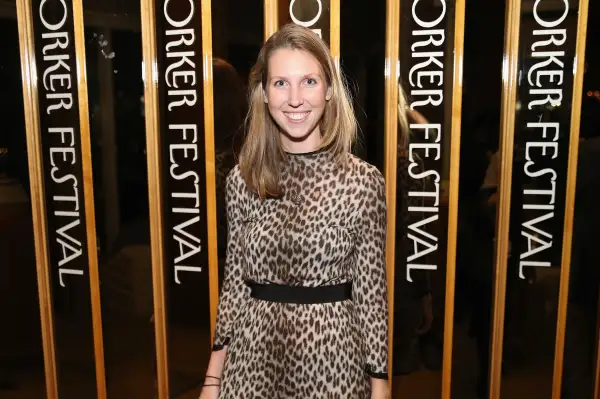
[200,24,390,399]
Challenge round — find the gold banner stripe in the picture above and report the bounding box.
[140,0,169,397]
[441,0,466,397]
[264,0,278,40]
[383,0,399,384]
[202,0,220,343]
[489,0,522,397]
[15,0,59,396]
[71,0,108,395]
[330,0,340,67]
[551,0,590,397]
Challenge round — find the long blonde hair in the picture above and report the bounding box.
[239,24,357,199]
[397,83,411,151]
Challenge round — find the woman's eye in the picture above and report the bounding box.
[305,78,317,85]
[274,80,286,87]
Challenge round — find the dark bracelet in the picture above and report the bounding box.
[203,375,221,387]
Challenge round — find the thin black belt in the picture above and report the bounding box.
[246,282,352,304]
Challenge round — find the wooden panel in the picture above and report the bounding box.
[18,0,105,395]
[265,0,278,39]
[489,0,521,396]
[442,1,465,397]
[72,0,107,395]
[140,0,169,397]
[15,0,58,395]
[383,0,399,384]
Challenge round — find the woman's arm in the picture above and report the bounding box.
[212,168,250,350]
[353,166,389,383]
[200,167,249,395]
[371,377,391,399]
[199,350,227,398]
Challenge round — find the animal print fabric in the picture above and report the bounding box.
[213,149,388,398]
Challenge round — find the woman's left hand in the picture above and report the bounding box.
[371,378,391,399]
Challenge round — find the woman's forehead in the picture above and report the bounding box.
[267,48,325,77]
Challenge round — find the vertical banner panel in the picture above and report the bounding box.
[498,1,584,397]
[81,0,159,396]
[156,0,208,292]
[277,0,331,45]
[393,0,463,396]
[153,0,218,395]
[7,10,49,398]
[25,0,103,395]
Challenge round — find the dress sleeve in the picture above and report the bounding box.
[353,167,389,379]
[212,169,250,351]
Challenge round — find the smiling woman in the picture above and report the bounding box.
[199,24,391,399]
[239,24,356,199]
[264,48,332,152]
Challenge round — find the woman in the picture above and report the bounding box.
[200,24,390,399]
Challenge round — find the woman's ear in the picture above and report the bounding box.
[262,86,269,104]
[326,85,332,101]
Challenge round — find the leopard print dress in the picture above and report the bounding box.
[212,149,388,398]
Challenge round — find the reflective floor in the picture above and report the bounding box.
[0,292,560,399]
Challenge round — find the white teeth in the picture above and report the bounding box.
[285,112,309,121]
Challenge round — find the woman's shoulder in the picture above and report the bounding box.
[225,165,254,206]
[346,154,385,189]
[225,164,244,191]
[347,154,384,179]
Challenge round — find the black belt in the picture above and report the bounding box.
[246,282,352,304]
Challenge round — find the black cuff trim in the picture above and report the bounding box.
[212,337,231,351]
[367,371,389,380]
[366,365,388,380]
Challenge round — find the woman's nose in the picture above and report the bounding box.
[288,85,304,107]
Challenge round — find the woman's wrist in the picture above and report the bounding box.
[370,376,389,386]
[203,375,221,387]
[370,377,390,398]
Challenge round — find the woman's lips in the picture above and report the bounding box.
[284,111,310,123]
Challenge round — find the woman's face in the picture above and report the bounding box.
[264,48,331,153]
